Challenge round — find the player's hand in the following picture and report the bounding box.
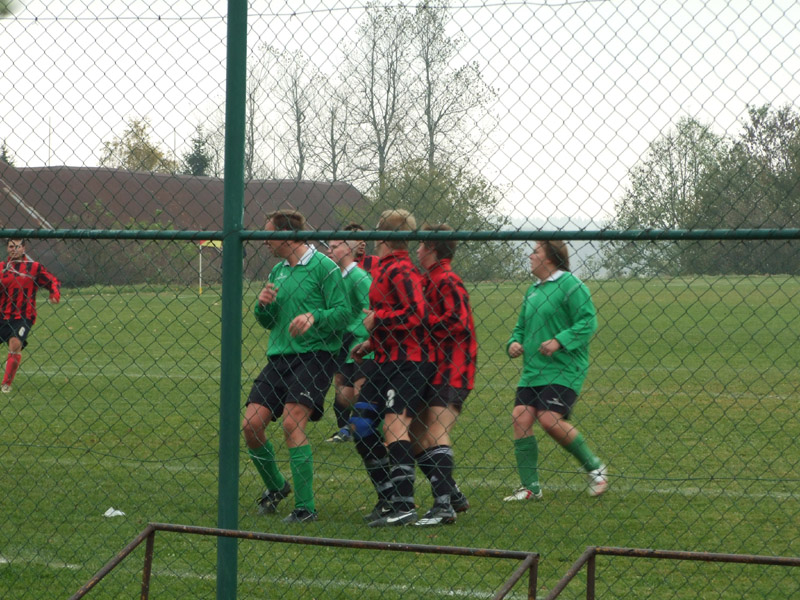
[350,340,372,363]
[362,309,376,332]
[289,312,315,337]
[539,338,561,356]
[49,293,60,304]
[258,283,278,306]
[508,341,524,358]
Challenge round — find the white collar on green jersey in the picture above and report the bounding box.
[282,246,316,267]
[341,261,358,277]
[537,269,565,285]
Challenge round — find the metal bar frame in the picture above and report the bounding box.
[69,522,539,600]
[544,546,800,600]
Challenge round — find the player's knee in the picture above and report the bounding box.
[349,401,380,440]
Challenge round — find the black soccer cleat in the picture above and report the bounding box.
[363,500,393,522]
[257,480,292,515]
[282,508,318,523]
[415,504,457,526]
[368,509,418,527]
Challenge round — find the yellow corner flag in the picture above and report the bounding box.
[198,240,223,249]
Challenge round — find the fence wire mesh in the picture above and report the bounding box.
[1,1,799,599]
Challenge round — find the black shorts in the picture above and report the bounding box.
[335,332,357,370]
[359,360,435,417]
[425,384,470,410]
[338,359,375,388]
[246,351,336,422]
[515,384,577,419]
[0,318,33,349]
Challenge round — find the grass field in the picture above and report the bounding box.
[1,275,799,599]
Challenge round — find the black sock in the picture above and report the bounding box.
[417,445,455,506]
[387,440,416,512]
[355,434,392,503]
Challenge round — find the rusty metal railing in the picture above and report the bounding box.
[68,522,539,600]
[543,546,800,600]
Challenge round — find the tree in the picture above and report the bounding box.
[688,104,800,274]
[181,126,212,176]
[341,3,415,197]
[357,159,516,280]
[99,118,179,173]
[603,117,728,276]
[412,4,496,172]
[0,140,14,166]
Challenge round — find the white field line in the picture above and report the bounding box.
[0,550,533,599]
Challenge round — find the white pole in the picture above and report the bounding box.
[199,246,203,294]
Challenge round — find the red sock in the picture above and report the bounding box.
[3,353,21,386]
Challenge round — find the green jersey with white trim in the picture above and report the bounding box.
[255,248,350,356]
[507,271,597,393]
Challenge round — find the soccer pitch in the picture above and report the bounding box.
[2,277,799,599]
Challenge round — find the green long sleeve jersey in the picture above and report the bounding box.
[254,248,350,356]
[507,270,598,394]
[341,262,373,361]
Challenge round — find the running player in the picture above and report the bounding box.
[0,239,60,393]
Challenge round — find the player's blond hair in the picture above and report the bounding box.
[377,209,416,250]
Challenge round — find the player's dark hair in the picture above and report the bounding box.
[343,222,364,232]
[541,240,570,272]
[421,224,456,260]
[267,209,306,232]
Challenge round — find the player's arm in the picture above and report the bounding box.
[507,289,529,357]
[307,264,350,334]
[254,276,280,329]
[554,282,598,350]
[427,278,469,339]
[35,264,61,303]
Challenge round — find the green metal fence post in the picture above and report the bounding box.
[217,0,248,598]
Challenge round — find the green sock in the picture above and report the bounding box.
[513,436,540,493]
[289,444,315,512]
[564,433,602,472]
[248,441,285,491]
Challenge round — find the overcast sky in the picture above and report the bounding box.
[2,0,799,227]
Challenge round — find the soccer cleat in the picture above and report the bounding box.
[503,486,543,502]
[257,480,292,515]
[368,509,418,527]
[282,508,318,523]
[363,500,393,522]
[325,427,353,443]
[588,465,608,497]
[415,504,456,527]
[1,384,11,393]
[451,492,470,513]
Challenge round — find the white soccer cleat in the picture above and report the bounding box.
[588,465,608,497]
[503,486,543,502]
[1,384,11,393]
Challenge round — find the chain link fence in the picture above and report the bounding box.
[2,1,799,598]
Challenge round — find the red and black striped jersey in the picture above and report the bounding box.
[358,254,380,278]
[424,259,477,390]
[0,257,60,323]
[368,250,433,363]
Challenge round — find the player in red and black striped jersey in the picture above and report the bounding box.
[412,224,478,526]
[352,210,435,527]
[0,239,60,393]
